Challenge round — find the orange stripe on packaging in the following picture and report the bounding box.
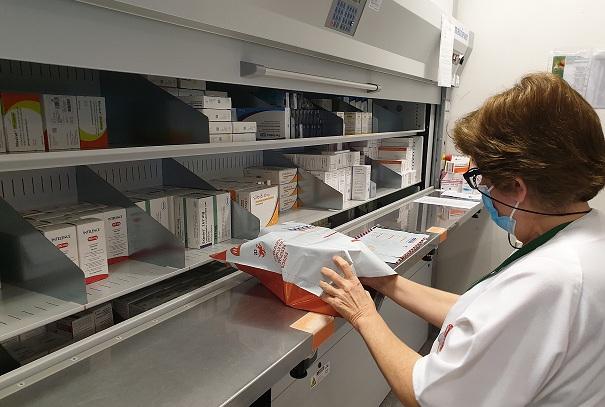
[290,312,335,350]
[427,226,448,242]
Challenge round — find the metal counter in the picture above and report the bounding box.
[2,192,481,406]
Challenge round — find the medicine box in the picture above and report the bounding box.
[1,92,45,152]
[343,112,362,135]
[146,75,178,88]
[76,96,108,149]
[378,146,412,161]
[37,223,80,266]
[236,185,279,227]
[138,192,170,230]
[308,170,340,190]
[280,194,299,212]
[285,153,344,172]
[244,166,298,185]
[68,218,109,284]
[232,121,257,134]
[198,190,231,243]
[200,109,231,122]
[91,303,114,332]
[361,112,373,134]
[56,311,95,340]
[176,89,206,97]
[80,207,129,264]
[352,165,371,201]
[209,134,233,143]
[345,167,352,201]
[377,159,411,174]
[178,78,206,90]
[208,122,233,134]
[184,193,215,249]
[180,95,232,110]
[232,133,257,142]
[41,94,79,151]
[232,108,291,140]
[204,91,229,98]
[278,181,298,199]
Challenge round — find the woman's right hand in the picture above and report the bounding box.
[359,274,399,295]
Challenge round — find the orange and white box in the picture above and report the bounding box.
[37,223,79,266]
[236,185,279,227]
[41,94,79,151]
[68,218,109,284]
[378,146,412,161]
[377,159,411,174]
[76,96,108,149]
[1,92,45,152]
[280,194,299,212]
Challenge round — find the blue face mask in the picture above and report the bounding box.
[478,185,519,235]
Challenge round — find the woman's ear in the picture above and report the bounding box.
[512,177,528,203]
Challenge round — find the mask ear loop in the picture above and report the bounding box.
[508,201,522,249]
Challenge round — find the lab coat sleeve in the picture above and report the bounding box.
[412,256,582,407]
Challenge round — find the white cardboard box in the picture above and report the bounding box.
[378,146,413,161]
[377,159,411,174]
[345,167,353,201]
[204,91,229,98]
[352,165,371,201]
[236,185,279,227]
[344,112,362,135]
[278,181,298,199]
[361,112,373,134]
[180,96,232,110]
[232,121,257,134]
[232,133,257,142]
[208,122,233,134]
[1,93,45,152]
[82,207,129,264]
[232,108,290,140]
[308,170,340,190]
[76,96,108,149]
[199,190,231,243]
[280,194,299,212]
[285,154,343,172]
[178,78,206,90]
[91,303,114,332]
[68,218,109,284]
[209,134,233,143]
[244,167,298,185]
[37,223,79,266]
[41,94,79,151]
[177,89,205,97]
[200,109,231,122]
[146,75,177,88]
[184,193,215,248]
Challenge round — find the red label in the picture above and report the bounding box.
[112,221,121,227]
[88,236,98,241]
[254,243,266,258]
[230,246,241,256]
[437,324,454,352]
[56,243,68,249]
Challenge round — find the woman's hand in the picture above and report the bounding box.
[319,256,379,330]
[359,275,399,295]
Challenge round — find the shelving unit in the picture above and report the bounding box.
[0,131,418,173]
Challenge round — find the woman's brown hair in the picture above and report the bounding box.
[453,72,605,208]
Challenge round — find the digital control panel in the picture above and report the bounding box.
[325,0,367,36]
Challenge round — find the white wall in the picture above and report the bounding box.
[435,0,605,293]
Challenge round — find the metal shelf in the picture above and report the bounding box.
[281,185,418,225]
[0,131,418,173]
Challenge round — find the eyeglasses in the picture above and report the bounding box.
[463,167,483,190]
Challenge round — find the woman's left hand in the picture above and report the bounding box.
[320,256,378,330]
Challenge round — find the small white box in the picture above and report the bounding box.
[232,133,257,142]
[208,122,233,134]
[337,168,347,197]
[370,181,377,198]
[184,193,215,249]
[308,170,340,190]
[279,181,298,199]
[344,112,362,135]
[361,112,373,134]
[377,159,411,174]
[204,91,229,98]
[91,303,114,332]
[136,193,170,230]
[146,75,177,88]
[244,167,298,185]
[83,207,128,264]
[232,108,290,140]
[345,167,352,201]
[402,169,417,187]
[285,154,342,172]
[352,165,371,201]
[180,96,232,110]
[209,134,233,143]
[378,146,413,161]
[68,218,109,284]
[1,93,45,152]
[280,194,299,212]
[76,96,108,149]
[41,95,79,151]
[37,223,79,266]
[349,151,361,166]
[335,112,346,135]
[200,109,231,122]
[232,121,257,134]
[236,185,279,227]
[178,78,206,90]
[199,190,231,243]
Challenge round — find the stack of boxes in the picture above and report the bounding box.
[0,92,108,153]
[378,137,421,187]
[22,202,129,284]
[125,186,232,249]
[350,140,379,164]
[335,112,373,135]
[244,166,298,212]
[147,75,258,143]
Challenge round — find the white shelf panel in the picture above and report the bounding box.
[0,131,418,173]
[0,285,83,343]
[281,186,407,225]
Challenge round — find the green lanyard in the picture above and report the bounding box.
[466,222,572,292]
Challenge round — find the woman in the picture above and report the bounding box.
[320,73,605,406]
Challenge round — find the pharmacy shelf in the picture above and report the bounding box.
[0,131,418,173]
[281,185,416,225]
[0,285,83,343]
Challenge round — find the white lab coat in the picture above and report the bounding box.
[412,209,605,406]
